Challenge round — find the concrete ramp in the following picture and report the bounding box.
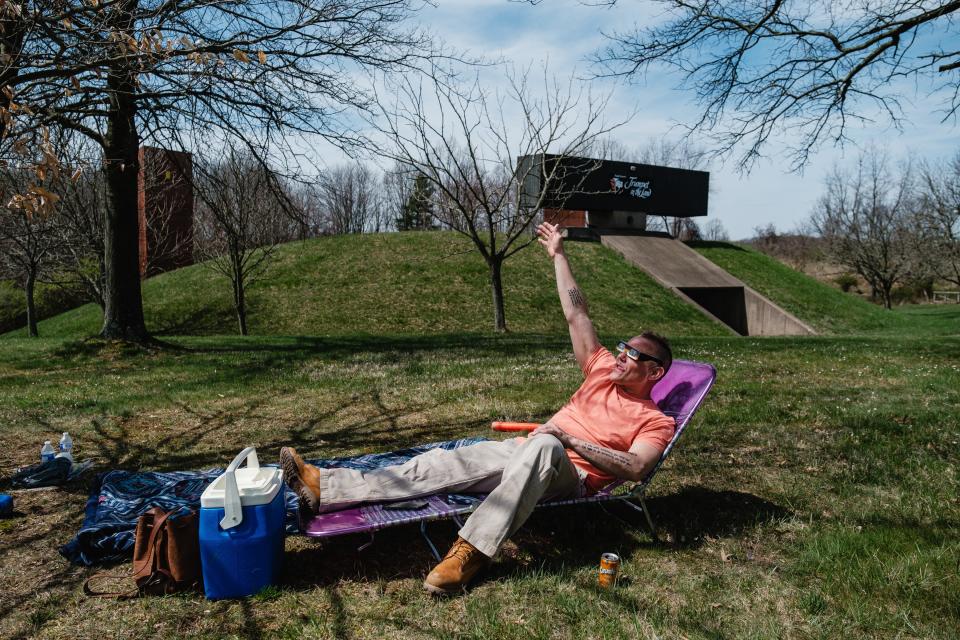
[601,234,815,336]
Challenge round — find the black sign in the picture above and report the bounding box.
[517,154,709,217]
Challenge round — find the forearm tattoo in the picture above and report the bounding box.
[568,287,586,308]
[579,442,633,467]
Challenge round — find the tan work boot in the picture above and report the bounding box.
[423,537,489,595]
[280,447,322,515]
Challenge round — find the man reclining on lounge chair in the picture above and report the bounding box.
[281,221,676,595]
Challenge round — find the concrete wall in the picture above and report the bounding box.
[743,287,815,336]
[599,234,815,336]
[678,287,748,335]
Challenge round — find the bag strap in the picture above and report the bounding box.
[150,510,177,583]
[83,572,140,599]
[146,509,174,539]
[132,509,175,583]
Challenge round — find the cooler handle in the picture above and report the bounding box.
[220,446,260,530]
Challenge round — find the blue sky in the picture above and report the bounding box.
[412,0,960,239]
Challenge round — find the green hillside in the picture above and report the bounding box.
[6,232,727,339]
[688,241,960,335]
[0,279,86,334]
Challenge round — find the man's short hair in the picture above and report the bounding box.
[639,331,672,374]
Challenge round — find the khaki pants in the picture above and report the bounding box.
[318,435,583,557]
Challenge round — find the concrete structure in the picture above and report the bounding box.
[138,146,194,277]
[520,155,708,233]
[521,154,811,335]
[601,234,815,336]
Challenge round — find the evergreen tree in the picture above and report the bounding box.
[397,174,434,230]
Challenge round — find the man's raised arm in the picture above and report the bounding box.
[537,222,600,371]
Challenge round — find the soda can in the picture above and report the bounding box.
[598,552,620,588]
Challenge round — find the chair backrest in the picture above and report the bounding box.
[643,359,716,485]
[593,359,715,496]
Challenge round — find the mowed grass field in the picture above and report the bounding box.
[2,233,726,339]
[1,233,958,639]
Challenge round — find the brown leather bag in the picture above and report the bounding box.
[132,507,202,594]
[85,507,202,599]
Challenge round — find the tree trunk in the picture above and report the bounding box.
[232,256,248,336]
[234,281,248,336]
[489,257,507,332]
[881,283,894,310]
[96,252,107,310]
[25,269,38,338]
[100,2,149,342]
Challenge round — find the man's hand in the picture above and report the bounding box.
[530,421,571,446]
[537,222,564,258]
[567,438,658,483]
[531,422,657,482]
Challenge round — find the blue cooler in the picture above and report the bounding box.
[199,447,285,599]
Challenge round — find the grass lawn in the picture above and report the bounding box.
[2,233,726,340]
[687,241,960,336]
[1,332,957,639]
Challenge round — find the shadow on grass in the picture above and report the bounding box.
[0,564,85,639]
[33,333,573,415]
[150,303,236,336]
[49,334,193,360]
[640,486,792,547]
[52,332,571,358]
[84,392,491,472]
[280,486,789,591]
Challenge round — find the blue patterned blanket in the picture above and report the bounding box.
[60,437,487,566]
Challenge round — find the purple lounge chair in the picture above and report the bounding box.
[303,359,716,558]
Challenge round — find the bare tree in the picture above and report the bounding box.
[811,150,915,309]
[370,66,621,331]
[0,167,60,336]
[750,222,824,273]
[192,147,292,335]
[917,151,960,288]
[318,163,385,235]
[702,218,730,241]
[1,0,435,341]
[283,182,323,240]
[635,138,709,236]
[49,139,109,309]
[41,135,191,308]
[672,217,702,241]
[383,161,416,231]
[595,0,960,170]
[751,223,780,254]
[591,135,709,236]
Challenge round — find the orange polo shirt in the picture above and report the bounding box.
[548,346,675,493]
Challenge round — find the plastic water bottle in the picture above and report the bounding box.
[57,432,74,462]
[40,440,56,463]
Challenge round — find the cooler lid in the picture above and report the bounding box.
[201,465,283,508]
